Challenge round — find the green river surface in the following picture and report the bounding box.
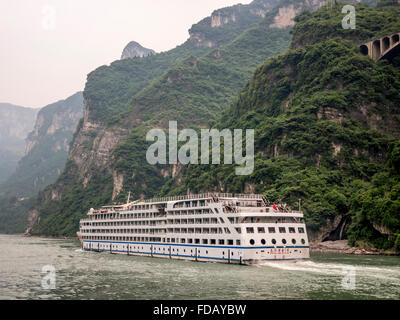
[0,234,399,300]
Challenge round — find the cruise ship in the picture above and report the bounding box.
[78,193,310,264]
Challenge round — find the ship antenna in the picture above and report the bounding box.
[127,191,131,204]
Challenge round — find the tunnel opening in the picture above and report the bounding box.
[360,45,369,56]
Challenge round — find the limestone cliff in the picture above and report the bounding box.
[121,41,155,59]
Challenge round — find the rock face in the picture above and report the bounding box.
[189,0,280,48]
[121,41,155,59]
[0,103,38,184]
[0,92,83,197]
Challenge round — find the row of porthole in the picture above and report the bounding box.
[249,238,306,245]
[89,245,238,257]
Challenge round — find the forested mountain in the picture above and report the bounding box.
[159,2,400,250]
[29,0,322,236]
[7,0,399,252]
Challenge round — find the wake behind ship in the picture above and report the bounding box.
[78,193,310,264]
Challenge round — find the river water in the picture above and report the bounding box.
[0,234,399,300]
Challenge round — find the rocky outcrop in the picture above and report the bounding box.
[189,0,280,48]
[112,170,124,200]
[211,12,237,28]
[121,41,155,59]
[310,240,396,255]
[270,5,298,28]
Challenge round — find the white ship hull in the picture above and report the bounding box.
[79,193,310,265]
[82,240,310,264]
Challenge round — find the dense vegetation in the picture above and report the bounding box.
[160,2,400,250]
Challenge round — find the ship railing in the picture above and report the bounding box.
[143,193,265,204]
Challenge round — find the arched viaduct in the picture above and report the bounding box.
[360,32,400,61]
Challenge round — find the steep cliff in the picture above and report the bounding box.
[0,104,38,184]
[0,92,83,234]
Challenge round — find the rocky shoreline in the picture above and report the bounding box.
[310,240,398,256]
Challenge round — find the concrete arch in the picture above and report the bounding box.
[372,40,381,60]
[382,37,390,52]
[361,32,400,61]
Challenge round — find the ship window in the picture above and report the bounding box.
[301,239,306,244]
[219,239,225,245]
[236,240,241,245]
[298,227,305,233]
[289,227,295,233]
[202,239,208,244]
[235,227,241,234]
[268,227,276,233]
[250,239,255,245]
[210,239,216,245]
[282,239,287,244]
[246,227,254,234]
[188,239,193,244]
[257,227,265,233]
[261,239,266,245]
[195,239,200,244]
[181,239,186,243]
[292,239,296,244]
[272,239,277,245]
[228,240,233,245]
[279,227,286,233]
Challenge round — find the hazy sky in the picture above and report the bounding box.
[0,0,252,108]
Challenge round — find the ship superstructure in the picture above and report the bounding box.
[78,193,310,264]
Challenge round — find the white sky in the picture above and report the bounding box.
[0,0,252,108]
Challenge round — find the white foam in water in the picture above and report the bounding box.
[259,260,400,282]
